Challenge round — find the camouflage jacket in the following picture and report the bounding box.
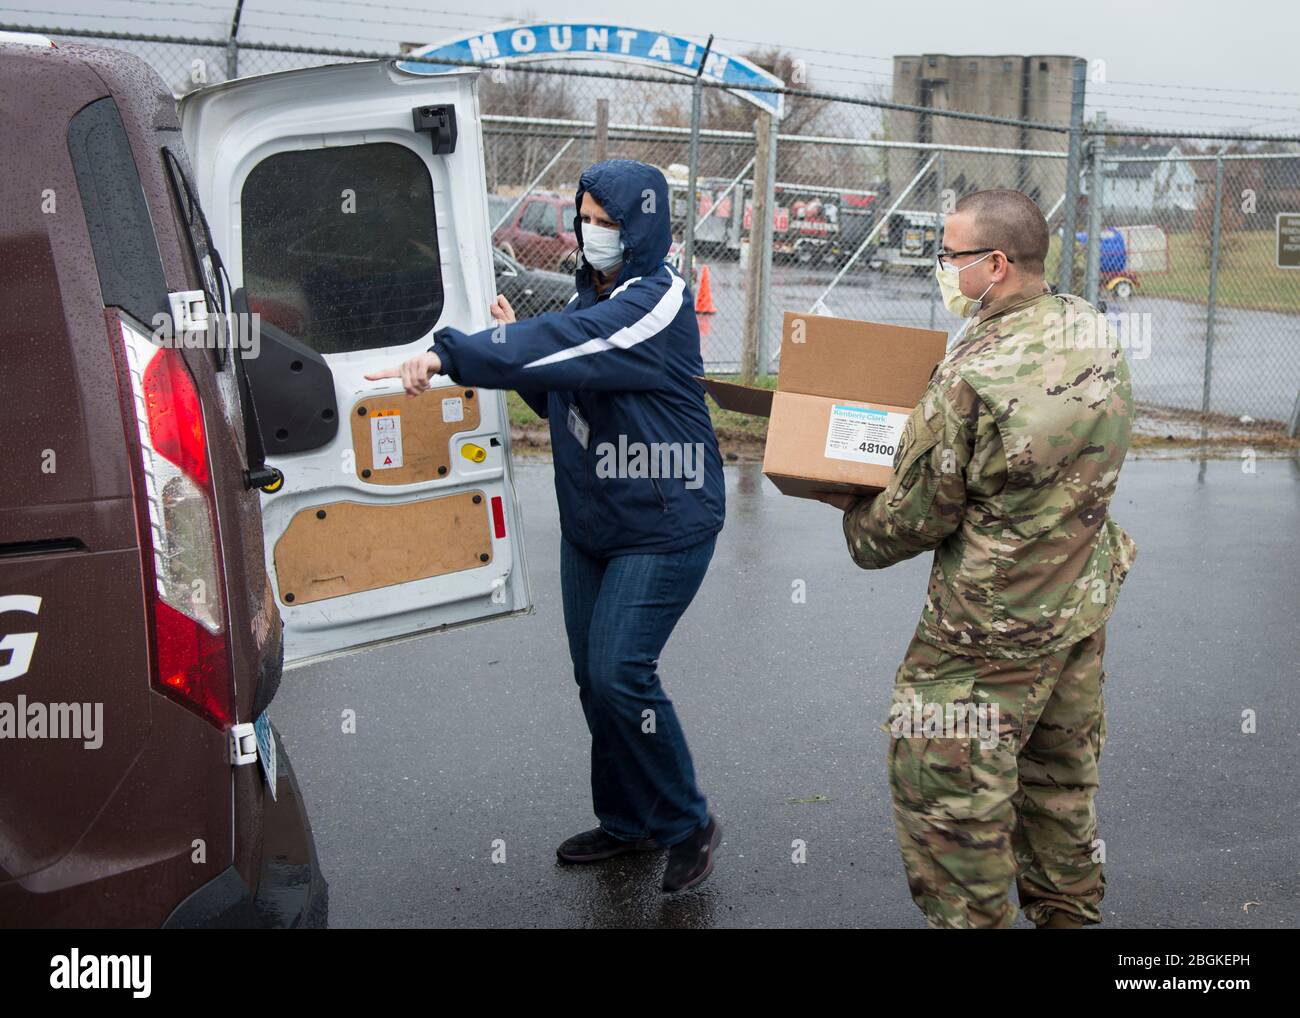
[842,287,1137,659]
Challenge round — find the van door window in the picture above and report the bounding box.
[162,141,252,464]
[240,142,442,355]
[67,97,169,326]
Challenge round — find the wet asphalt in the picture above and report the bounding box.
[271,455,1300,928]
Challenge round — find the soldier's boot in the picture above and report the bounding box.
[1014,628,1108,927]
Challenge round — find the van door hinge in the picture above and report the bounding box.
[412,104,457,154]
[169,289,209,339]
[230,722,258,766]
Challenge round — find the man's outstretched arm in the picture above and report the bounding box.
[841,377,1001,570]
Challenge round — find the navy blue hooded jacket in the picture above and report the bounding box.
[430,160,726,558]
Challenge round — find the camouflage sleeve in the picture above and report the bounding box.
[841,375,1004,569]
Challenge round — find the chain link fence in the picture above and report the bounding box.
[15,23,1300,433]
[1082,144,1300,428]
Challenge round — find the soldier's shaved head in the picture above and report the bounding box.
[953,189,1050,276]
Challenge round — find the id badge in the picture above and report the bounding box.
[567,403,590,449]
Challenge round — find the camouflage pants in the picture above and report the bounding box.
[886,626,1108,929]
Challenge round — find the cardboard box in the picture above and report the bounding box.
[701,312,948,499]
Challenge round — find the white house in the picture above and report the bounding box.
[1093,143,1199,213]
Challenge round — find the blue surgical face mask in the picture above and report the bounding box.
[581,222,624,273]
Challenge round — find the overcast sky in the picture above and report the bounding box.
[14,0,1300,135]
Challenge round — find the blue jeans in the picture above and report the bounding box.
[559,533,715,847]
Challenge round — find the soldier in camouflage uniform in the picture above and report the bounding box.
[818,189,1136,929]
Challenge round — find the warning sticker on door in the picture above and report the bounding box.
[441,396,464,423]
[371,410,403,470]
[824,404,908,467]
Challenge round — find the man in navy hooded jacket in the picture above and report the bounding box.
[367,160,725,893]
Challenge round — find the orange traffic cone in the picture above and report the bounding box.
[694,263,717,314]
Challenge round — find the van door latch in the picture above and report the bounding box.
[412,104,457,154]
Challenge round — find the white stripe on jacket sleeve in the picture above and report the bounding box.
[523,273,684,369]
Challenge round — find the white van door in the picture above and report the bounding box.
[180,60,533,668]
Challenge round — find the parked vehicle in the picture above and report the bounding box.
[493,246,574,318]
[778,191,841,265]
[1,35,532,927]
[489,190,577,271]
[1074,224,1170,300]
[869,209,940,273]
[668,174,872,267]
[0,33,323,928]
[834,190,879,265]
[666,166,734,259]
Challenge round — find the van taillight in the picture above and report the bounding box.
[119,318,232,728]
[142,341,210,487]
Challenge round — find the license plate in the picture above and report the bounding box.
[254,712,277,801]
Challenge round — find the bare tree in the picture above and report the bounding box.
[480,67,578,192]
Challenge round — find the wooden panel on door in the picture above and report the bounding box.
[349,386,481,485]
[273,491,493,605]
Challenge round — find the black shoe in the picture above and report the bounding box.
[661,815,720,893]
[555,826,661,864]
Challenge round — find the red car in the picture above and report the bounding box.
[489,191,577,272]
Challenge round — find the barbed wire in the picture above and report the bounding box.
[11,21,1292,142]
[6,22,1087,134]
[0,6,226,27]
[8,13,1300,142]
[47,1,1300,106]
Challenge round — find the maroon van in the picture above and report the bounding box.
[0,35,327,927]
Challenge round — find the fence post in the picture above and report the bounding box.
[757,112,777,376]
[593,98,609,162]
[741,112,773,383]
[682,34,714,285]
[1202,152,1225,418]
[1083,111,1106,306]
[1058,57,1087,295]
[929,150,944,330]
[225,0,244,81]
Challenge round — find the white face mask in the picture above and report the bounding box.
[581,222,624,273]
[935,251,995,317]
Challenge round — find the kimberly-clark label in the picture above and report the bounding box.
[824,404,908,467]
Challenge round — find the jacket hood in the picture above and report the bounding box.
[573,160,672,286]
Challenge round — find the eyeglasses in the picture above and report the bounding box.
[936,248,1014,270]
